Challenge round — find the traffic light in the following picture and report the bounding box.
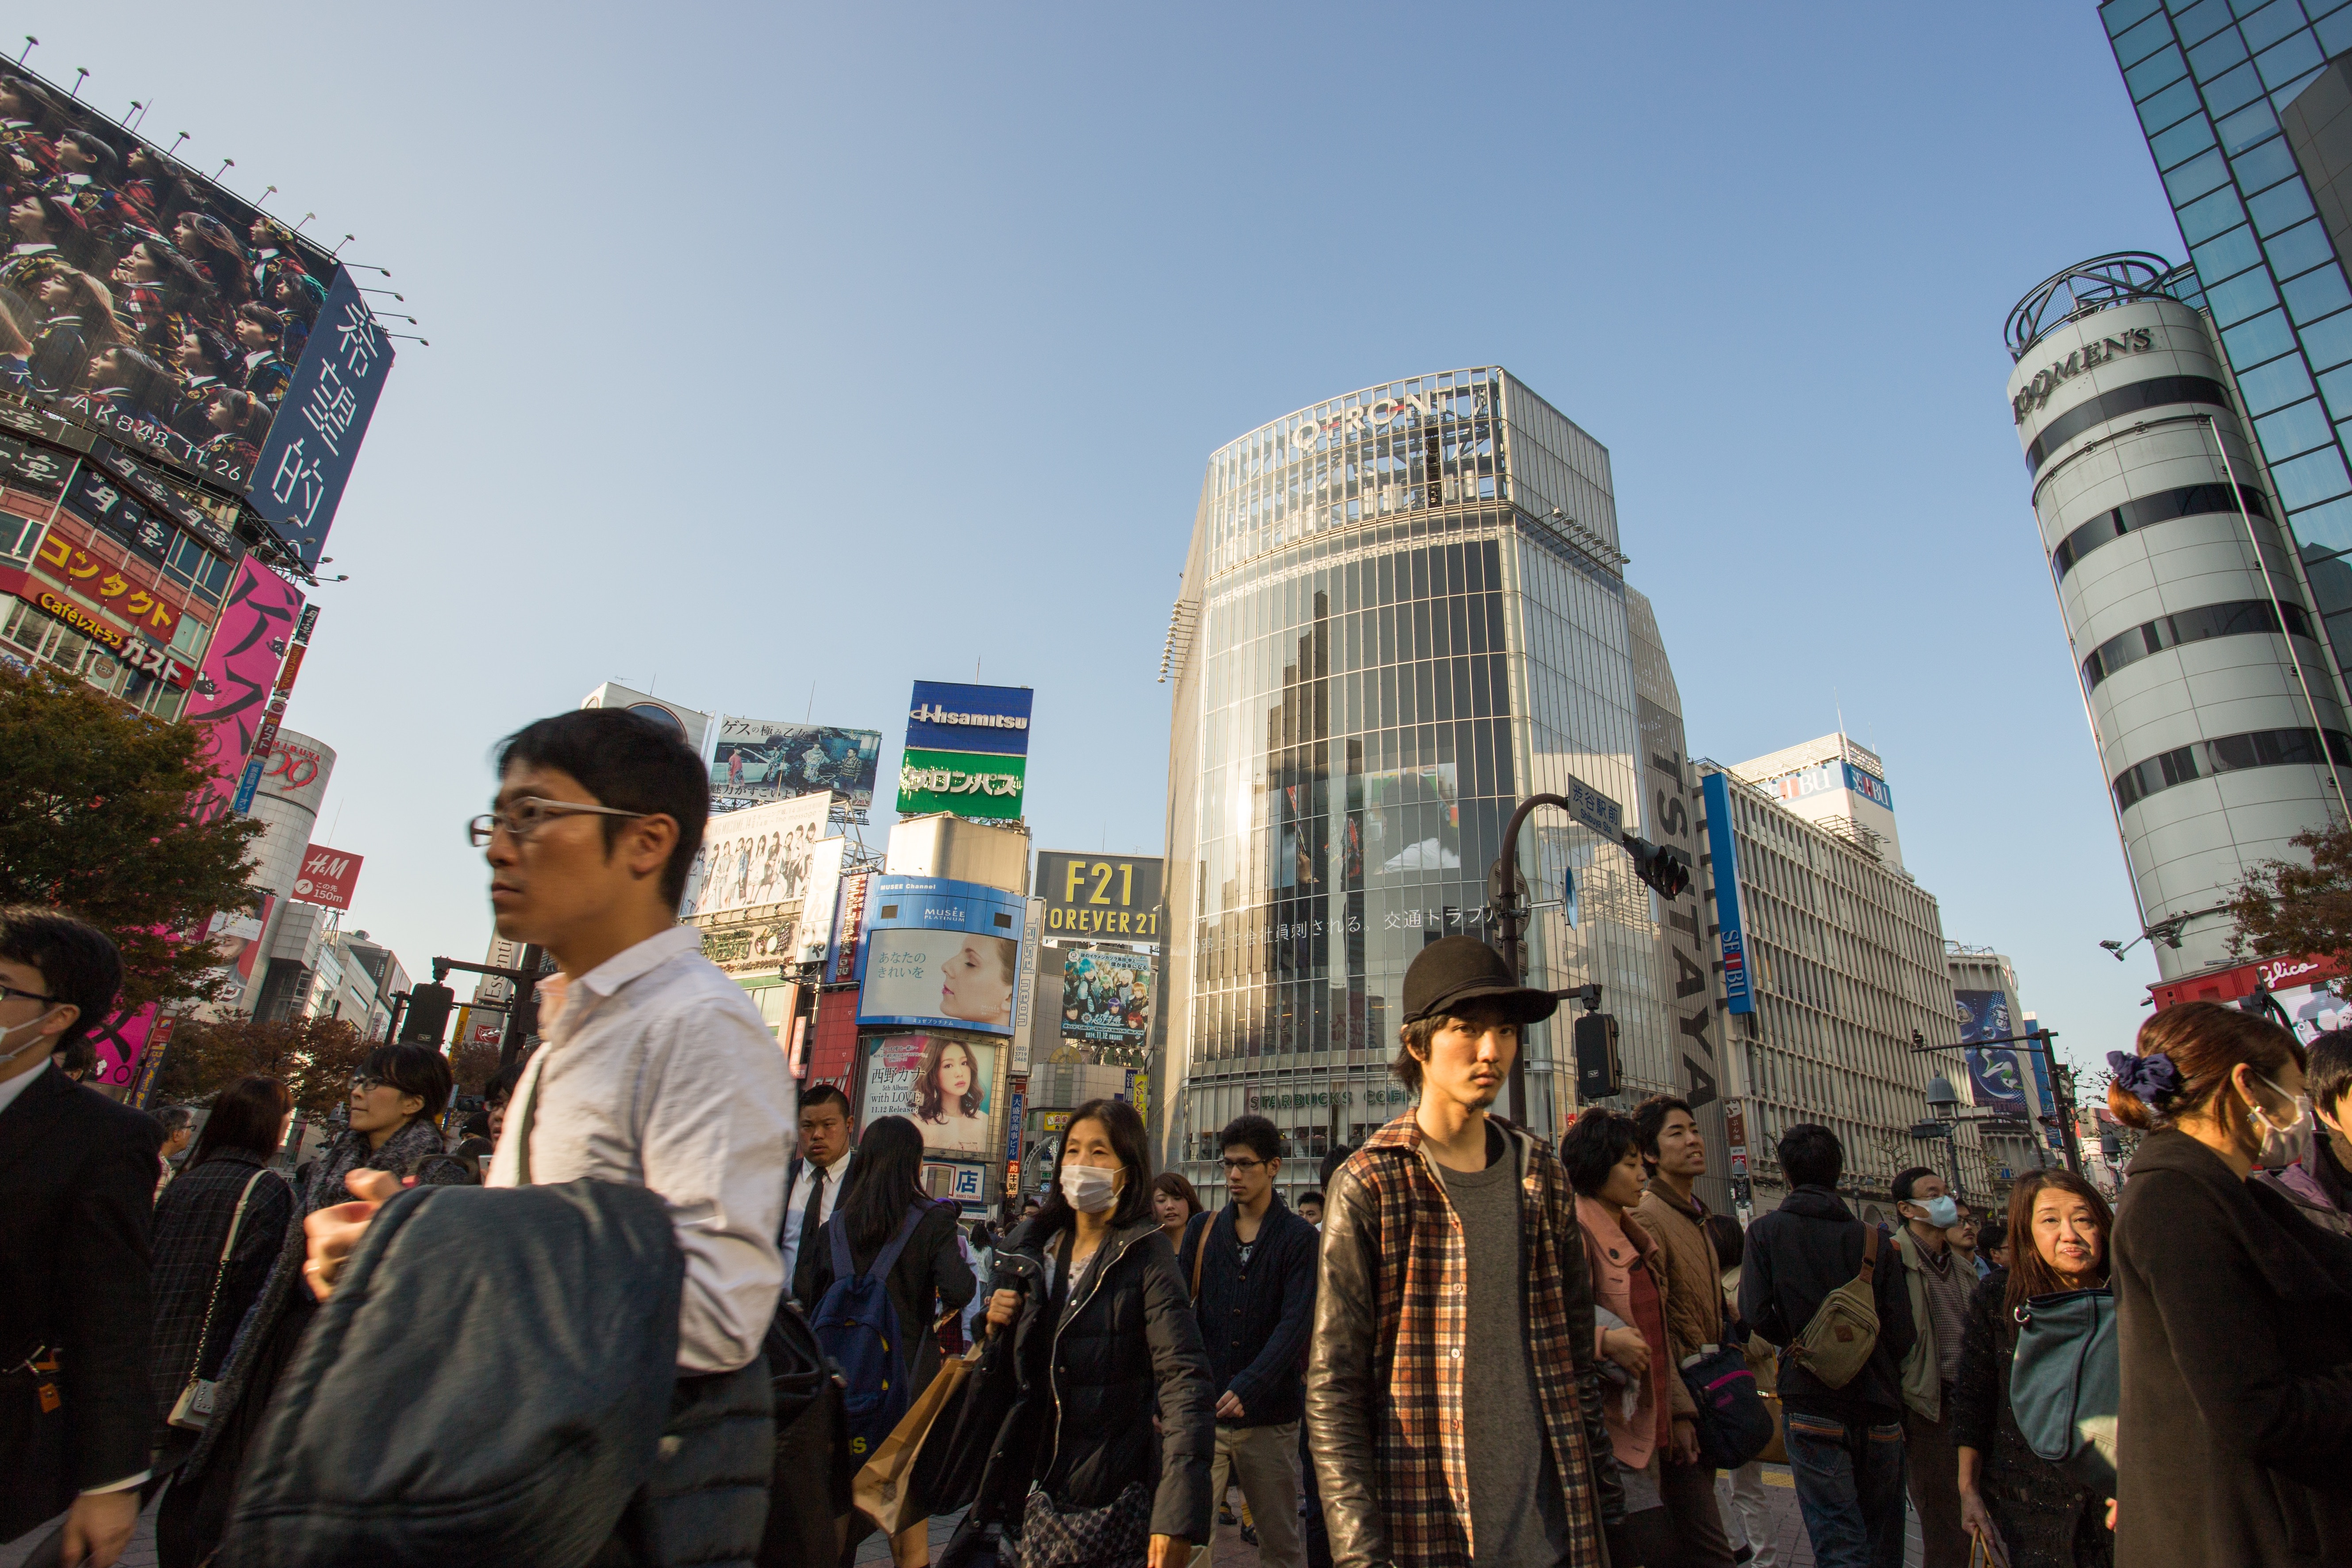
[1574,1012,1622,1101]
[400,983,455,1046]
[1624,836,1692,900]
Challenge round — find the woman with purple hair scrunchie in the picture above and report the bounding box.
[2106,1049,2181,1116]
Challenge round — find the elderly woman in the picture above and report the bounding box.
[1952,1170,2115,1568]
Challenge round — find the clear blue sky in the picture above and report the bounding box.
[43,2,2188,1086]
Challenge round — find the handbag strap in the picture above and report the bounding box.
[185,1167,270,1382]
[1187,1212,1207,1302]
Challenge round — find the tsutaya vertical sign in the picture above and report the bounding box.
[1625,591,1731,1214]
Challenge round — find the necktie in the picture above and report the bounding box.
[801,1165,828,1256]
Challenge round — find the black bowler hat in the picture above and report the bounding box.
[1402,936,1559,1025]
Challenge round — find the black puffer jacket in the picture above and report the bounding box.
[973,1214,1215,1542]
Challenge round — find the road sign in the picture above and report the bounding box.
[1563,775,1624,840]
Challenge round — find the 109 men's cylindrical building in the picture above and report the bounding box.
[1157,367,1731,1208]
[2005,256,2351,981]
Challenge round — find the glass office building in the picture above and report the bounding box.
[1158,368,1725,1205]
[2102,0,2352,687]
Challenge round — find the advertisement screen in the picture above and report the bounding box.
[861,1035,998,1155]
[855,875,1026,1036]
[685,792,832,920]
[1953,988,2028,1113]
[184,558,302,824]
[712,716,881,818]
[0,62,392,562]
[1035,852,1164,940]
[1060,947,1152,1046]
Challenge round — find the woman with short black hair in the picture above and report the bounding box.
[149,1076,294,1445]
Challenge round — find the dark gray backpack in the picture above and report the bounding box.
[223,1180,683,1568]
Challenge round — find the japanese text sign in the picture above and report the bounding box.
[247,269,396,568]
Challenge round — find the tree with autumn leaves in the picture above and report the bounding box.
[0,662,264,1014]
[2227,819,2352,971]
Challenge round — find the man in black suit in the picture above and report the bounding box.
[0,907,158,1568]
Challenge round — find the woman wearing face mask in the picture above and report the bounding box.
[2107,1002,2352,1568]
[1953,1170,2115,1568]
[976,1098,1214,1568]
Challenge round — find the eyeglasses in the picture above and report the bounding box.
[467,797,649,847]
[1220,1157,1268,1173]
[0,982,55,1007]
[350,1073,386,1092]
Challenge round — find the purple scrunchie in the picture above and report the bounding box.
[2108,1049,2182,1112]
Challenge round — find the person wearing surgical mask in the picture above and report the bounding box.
[2108,1001,2352,1568]
[1889,1167,1973,1568]
[2253,1026,2352,1238]
[979,1098,1215,1568]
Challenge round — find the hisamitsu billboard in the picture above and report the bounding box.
[905,681,1034,756]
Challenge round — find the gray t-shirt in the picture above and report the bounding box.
[1439,1130,1573,1568]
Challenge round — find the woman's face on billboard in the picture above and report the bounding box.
[939,936,1012,1024]
[939,1043,974,1098]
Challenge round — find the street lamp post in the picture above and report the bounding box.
[1913,1028,2083,1176]
[1487,785,1691,1124]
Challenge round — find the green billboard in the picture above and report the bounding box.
[896,747,1027,820]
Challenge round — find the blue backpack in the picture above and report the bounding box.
[809,1203,928,1459]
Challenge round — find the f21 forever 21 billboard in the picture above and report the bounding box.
[0,61,392,566]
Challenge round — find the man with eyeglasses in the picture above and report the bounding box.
[302,709,795,1555]
[1178,1113,1318,1568]
[0,907,158,1568]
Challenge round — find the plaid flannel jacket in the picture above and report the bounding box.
[1305,1112,1610,1568]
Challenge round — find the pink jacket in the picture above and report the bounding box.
[1574,1194,1686,1471]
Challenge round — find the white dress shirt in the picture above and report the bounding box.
[0,1057,50,1117]
[488,926,794,1373]
[781,1145,852,1295]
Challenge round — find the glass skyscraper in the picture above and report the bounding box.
[1158,368,1729,1207]
[2104,0,2352,684]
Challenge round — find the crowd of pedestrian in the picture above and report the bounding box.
[4,708,2352,1568]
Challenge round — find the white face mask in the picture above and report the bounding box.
[0,1008,61,1068]
[2252,1075,2316,1169]
[1059,1162,1120,1215]
[1913,1194,1960,1230]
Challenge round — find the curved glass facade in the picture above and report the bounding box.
[1160,369,1701,1204]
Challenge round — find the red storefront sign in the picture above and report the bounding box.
[2149,951,2344,1011]
[805,989,861,1091]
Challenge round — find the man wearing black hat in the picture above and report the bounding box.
[1304,936,1621,1568]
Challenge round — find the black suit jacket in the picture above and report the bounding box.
[0,1064,162,1515]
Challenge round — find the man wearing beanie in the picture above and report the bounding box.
[1305,936,1620,1568]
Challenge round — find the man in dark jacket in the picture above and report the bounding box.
[0,908,156,1568]
[1740,1123,1916,1568]
[1180,1113,1318,1568]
